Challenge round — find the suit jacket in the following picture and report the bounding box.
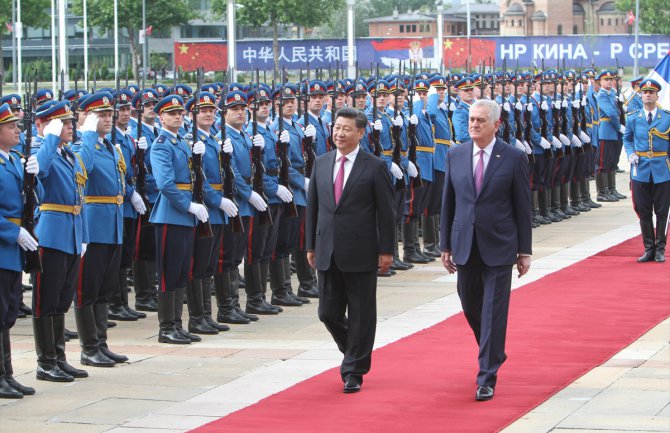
[306,148,395,273]
[440,138,532,267]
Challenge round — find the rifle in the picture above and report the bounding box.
[577,70,591,152]
[302,63,316,178]
[539,63,553,159]
[251,69,272,226]
[73,69,80,140]
[551,71,564,158]
[614,59,625,127]
[570,74,584,155]
[135,89,151,220]
[277,66,298,218]
[191,68,213,239]
[446,77,455,138]
[523,74,536,164]
[22,75,42,273]
[371,63,382,157]
[219,81,244,233]
[59,70,65,100]
[92,66,97,93]
[111,74,120,149]
[559,70,570,156]
[391,77,406,192]
[327,66,339,151]
[406,63,422,188]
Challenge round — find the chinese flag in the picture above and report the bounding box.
[442,38,496,69]
[174,42,228,72]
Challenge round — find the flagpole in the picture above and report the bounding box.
[227,0,236,81]
[51,0,57,93]
[114,0,119,81]
[84,0,88,89]
[142,0,147,85]
[12,0,17,90]
[16,0,22,95]
[466,0,471,70]
[58,0,68,91]
[633,0,640,77]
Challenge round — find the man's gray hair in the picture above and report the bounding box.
[471,99,501,123]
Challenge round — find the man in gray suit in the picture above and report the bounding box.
[440,99,532,401]
[306,107,395,394]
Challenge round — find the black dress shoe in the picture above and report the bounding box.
[390,258,410,271]
[107,321,117,328]
[22,283,33,291]
[108,305,137,321]
[16,309,26,319]
[135,299,158,312]
[297,285,319,298]
[343,375,362,393]
[64,328,78,339]
[403,252,430,264]
[37,363,76,380]
[217,310,251,324]
[235,307,258,321]
[637,250,656,263]
[204,316,230,331]
[177,327,202,342]
[123,305,146,319]
[475,385,494,401]
[100,346,129,363]
[271,293,303,307]
[5,376,36,395]
[19,302,32,316]
[0,378,23,399]
[377,269,393,277]
[654,250,665,262]
[57,361,89,378]
[158,328,191,344]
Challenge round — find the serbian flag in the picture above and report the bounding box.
[371,38,434,61]
[645,51,670,109]
[442,38,496,69]
[627,11,636,25]
[174,42,228,72]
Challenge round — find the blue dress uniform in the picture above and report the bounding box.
[32,101,95,380]
[595,70,626,200]
[1,95,27,155]
[622,79,670,262]
[73,92,130,366]
[298,81,331,156]
[426,76,452,222]
[452,78,476,145]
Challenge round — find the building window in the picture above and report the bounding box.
[615,18,619,25]
[518,19,522,27]
[573,25,578,34]
[600,18,604,26]
[400,24,404,33]
[557,24,562,35]
[411,24,416,32]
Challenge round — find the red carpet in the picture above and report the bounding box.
[190,236,670,433]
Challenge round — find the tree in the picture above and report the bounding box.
[315,1,373,38]
[367,0,433,18]
[214,0,342,74]
[0,0,51,75]
[72,0,197,80]
[616,0,670,34]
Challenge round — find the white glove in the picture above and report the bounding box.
[44,119,64,137]
[571,136,582,147]
[522,140,533,154]
[275,184,293,203]
[392,115,403,127]
[81,113,99,133]
[439,101,448,111]
[219,197,238,217]
[25,155,39,175]
[137,136,148,150]
[304,124,316,138]
[248,191,268,212]
[539,137,552,149]
[409,114,419,125]
[513,139,526,153]
[515,101,523,111]
[571,99,581,108]
[628,153,639,164]
[17,227,38,252]
[541,101,549,111]
[188,202,209,223]
[304,177,310,191]
[619,125,626,134]
[559,134,571,147]
[581,96,587,107]
[192,140,206,155]
[373,119,383,131]
[407,161,418,178]
[221,138,233,154]
[389,162,403,179]
[130,191,147,215]
[618,93,625,103]
[449,102,457,111]
[553,100,561,109]
[579,131,591,143]
[253,134,265,150]
[279,130,290,144]
[561,99,568,108]
[526,104,533,113]
[81,243,87,257]
[552,136,563,149]
[502,102,510,112]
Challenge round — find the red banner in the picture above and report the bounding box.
[442,38,496,69]
[174,42,228,72]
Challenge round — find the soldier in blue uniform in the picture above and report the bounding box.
[298,80,330,156]
[0,103,41,398]
[108,89,148,322]
[623,79,670,263]
[596,70,626,201]
[1,95,27,155]
[625,76,644,115]
[184,92,237,335]
[452,77,477,145]
[149,95,209,345]
[584,69,602,206]
[32,100,92,381]
[130,89,161,312]
[74,93,129,366]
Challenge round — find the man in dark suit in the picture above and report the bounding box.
[440,99,532,401]
[306,107,395,394]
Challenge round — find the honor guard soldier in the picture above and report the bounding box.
[184,92,237,335]
[1,95,26,155]
[452,77,477,145]
[149,95,209,344]
[596,70,626,201]
[32,100,93,381]
[130,88,161,312]
[108,89,148,322]
[0,104,41,398]
[299,80,330,155]
[626,76,644,115]
[623,79,670,263]
[73,92,129,366]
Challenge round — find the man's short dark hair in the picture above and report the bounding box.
[335,107,368,130]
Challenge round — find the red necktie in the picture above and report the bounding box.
[334,155,347,204]
[474,150,484,194]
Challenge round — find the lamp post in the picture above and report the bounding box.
[142,0,148,86]
[58,0,68,91]
[436,1,444,73]
[347,0,355,77]
[114,0,119,81]
[227,0,236,81]
[632,0,640,77]
[16,0,22,95]
[84,0,88,88]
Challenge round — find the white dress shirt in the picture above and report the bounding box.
[472,137,496,176]
[643,108,657,124]
[333,145,360,187]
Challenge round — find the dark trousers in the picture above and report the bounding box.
[598,139,619,172]
[262,206,284,263]
[404,180,431,221]
[317,258,377,380]
[77,243,122,306]
[456,238,512,387]
[426,170,445,216]
[155,224,195,292]
[632,178,670,230]
[531,154,548,191]
[191,224,223,279]
[245,213,271,265]
[32,248,80,317]
[218,222,238,273]
[134,215,156,261]
[121,217,138,269]
[0,270,21,331]
[276,206,305,258]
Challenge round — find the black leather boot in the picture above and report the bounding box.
[119,269,146,319]
[174,287,201,342]
[570,179,590,212]
[74,306,115,367]
[270,260,302,307]
[245,264,280,315]
[2,330,35,395]
[538,190,556,223]
[581,178,601,208]
[202,277,229,331]
[551,185,568,219]
[214,272,250,324]
[544,188,562,222]
[231,268,258,321]
[421,215,442,257]
[157,291,190,344]
[0,332,23,398]
[559,182,578,216]
[414,222,435,262]
[655,217,666,262]
[532,190,548,225]
[186,279,219,335]
[608,170,626,199]
[94,303,128,363]
[403,221,429,263]
[33,316,76,380]
[53,314,88,378]
[596,172,615,202]
[133,261,158,311]
[292,256,317,299]
[637,220,656,263]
